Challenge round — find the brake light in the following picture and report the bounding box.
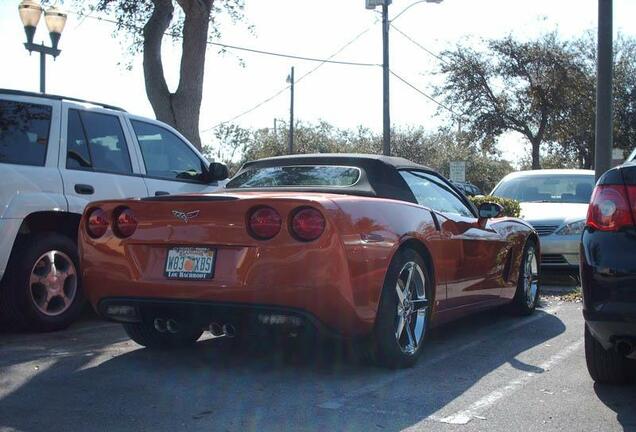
[248,207,282,240]
[586,185,635,231]
[291,207,325,241]
[113,207,137,238]
[87,208,109,238]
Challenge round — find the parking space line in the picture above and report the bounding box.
[318,305,562,410]
[431,339,583,425]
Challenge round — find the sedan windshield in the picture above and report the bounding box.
[226,165,361,188]
[492,174,595,203]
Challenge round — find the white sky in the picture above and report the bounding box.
[2,0,635,163]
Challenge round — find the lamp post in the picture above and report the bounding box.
[286,67,295,155]
[18,0,67,94]
[365,0,443,156]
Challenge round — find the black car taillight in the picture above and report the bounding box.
[113,207,138,238]
[586,185,635,231]
[87,208,109,238]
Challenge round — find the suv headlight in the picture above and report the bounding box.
[554,220,586,236]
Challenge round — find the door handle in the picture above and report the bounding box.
[74,184,95,195]
[155,191,170,196]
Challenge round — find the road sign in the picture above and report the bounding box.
[449,161,466,183]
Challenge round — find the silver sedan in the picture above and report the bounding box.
[491,169,596,270]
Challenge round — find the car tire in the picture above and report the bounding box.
[123,321,203,349]
[511,239,540,316]
[0,233,85,332]
[372,248,432,369]
[584,324,631,385]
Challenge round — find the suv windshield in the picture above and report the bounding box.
[226,165,360,188]
[492,174,595,203]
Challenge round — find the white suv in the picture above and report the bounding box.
[0,89,227,331]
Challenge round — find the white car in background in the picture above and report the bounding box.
[491,169,596,270]
[0,89,228,331]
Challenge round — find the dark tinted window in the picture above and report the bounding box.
[492,174,595,203]
[0,99,51,166]
[131,120,205,182]
[226,165,361,188]
[401,171,473,217]
[66,110,132,174]
[66,110,92,170]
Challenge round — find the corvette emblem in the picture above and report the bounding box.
[172,210,200,223]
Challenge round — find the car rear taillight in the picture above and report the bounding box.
[586,185,635,231]
[113,207,138,238]
[248,207,282,240]
[291,207,325,241]
[87,208,109,238]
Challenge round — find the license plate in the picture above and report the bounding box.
[165,247,215,280]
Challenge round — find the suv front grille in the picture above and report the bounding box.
[533,225,558,236]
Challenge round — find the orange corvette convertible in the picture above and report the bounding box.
[79,154,540,368]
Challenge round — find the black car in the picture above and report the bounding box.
[581,162,636,384]
[451,180,481,197]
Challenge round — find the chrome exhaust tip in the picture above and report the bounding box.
[209,322,224,337]
[154,318,167,333]
[166,319,179,334]
[222,324,236,338]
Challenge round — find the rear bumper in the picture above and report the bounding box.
[98,297,341,338]
[580,228,636,353]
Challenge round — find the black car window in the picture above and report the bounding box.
[0,99,51,166]
[131,120,206,182]
[401,171,474,217]
[66,109,132,174]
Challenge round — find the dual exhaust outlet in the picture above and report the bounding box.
[153,318,236,338]
[615,338,635,357]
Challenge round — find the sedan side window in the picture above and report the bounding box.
[400,171,474,217]
[131,120,206,183]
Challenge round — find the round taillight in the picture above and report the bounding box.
[87,208,109,238]
[248,207,282,240]
[113,207,138,238]
[291,207,325,241]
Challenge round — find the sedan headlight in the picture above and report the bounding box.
[554,220,586,236]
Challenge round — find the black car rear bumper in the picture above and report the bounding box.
[580,229,636,356]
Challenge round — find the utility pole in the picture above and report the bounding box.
[595,0,613,180]
[287,66,295,155]
[382,2,391,156]
[274,118,278,147]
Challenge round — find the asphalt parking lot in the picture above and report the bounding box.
[1,292,635,432]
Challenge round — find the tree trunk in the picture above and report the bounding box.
[143,0,212,151]
[531,138,541,169]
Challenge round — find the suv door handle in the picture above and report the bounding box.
[74,184,95,195]
[155,191,170,196]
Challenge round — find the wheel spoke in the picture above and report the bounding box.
[405,320,417,350]
[404,264,414,294]
[395,280,406,305]
[395,315,406,340]
[410,299,429,311]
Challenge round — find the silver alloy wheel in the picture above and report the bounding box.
[29,250,77,317]
[394,261,429,354]
[524,246,539,308]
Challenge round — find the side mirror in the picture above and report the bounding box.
[478,202,504,219]
[208,162,229,182]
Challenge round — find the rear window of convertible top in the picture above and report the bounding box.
[226,165,361,188]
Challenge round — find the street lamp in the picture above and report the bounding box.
[18,0,67,93]
[286,67,295,155]
[365,0,443,156]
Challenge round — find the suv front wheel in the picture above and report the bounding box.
[1,233,85,331]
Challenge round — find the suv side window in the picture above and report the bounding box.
[65,109,133,175]
[0,99,52,166]
[131,120,206,183]
[401,170,474,217]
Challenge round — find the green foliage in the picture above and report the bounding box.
[468,195,521,218]
[205,122,514,192]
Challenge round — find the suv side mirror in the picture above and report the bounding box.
[208,162,229,182]
[478,202,503,219]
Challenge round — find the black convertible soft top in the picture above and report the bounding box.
[227,153,452,206]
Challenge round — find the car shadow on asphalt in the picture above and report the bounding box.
[594,381,636,431]
[1,306,571,431]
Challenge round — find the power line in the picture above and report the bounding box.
[201,26,375,132]
[389,70,460,118]
[390,24,448,65]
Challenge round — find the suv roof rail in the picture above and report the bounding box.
[0,88,127,112]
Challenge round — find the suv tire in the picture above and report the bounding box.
[1,233,85,332]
